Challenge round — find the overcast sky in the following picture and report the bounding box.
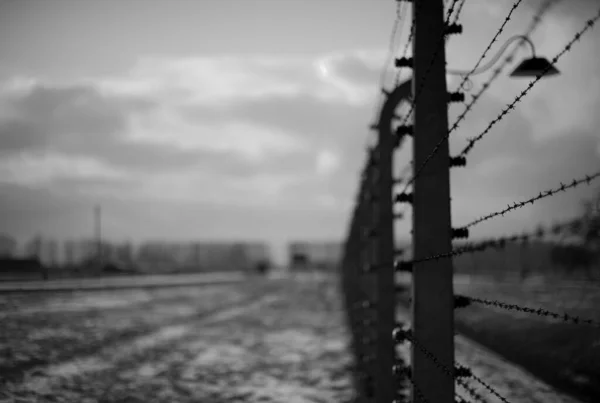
[0,0,599,263]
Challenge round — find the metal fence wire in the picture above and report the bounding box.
[339,0,600,402]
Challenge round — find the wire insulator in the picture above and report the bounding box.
[452,227,469,239]
[448,91,465,103]
[454,295,471,309]
[393,364,411,377]
[450,156,467,167]
[396,125,413,137]
[395,192,413,204]
[395,57,413,69]
[454,365,472,378]
[393,326,412,342]
[394,260,413,273]
[445,23,463,35]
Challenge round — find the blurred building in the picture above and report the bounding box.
[135,241,272,273]
[0,234,17,258]
[288,241,342,271]
[68,239,99,266]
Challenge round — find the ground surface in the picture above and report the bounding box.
[0,275,355,403]
[397,273,600,403]
[0,273,591,403]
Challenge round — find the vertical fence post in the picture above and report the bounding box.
[411,0,455,402]
[375,109,396,401]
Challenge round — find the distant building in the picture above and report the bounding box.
[0,234,17,258]
[135,241,272,273]
[288,241,342,271]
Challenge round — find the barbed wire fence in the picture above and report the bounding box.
[340,0,600,402]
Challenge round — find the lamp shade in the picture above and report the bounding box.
[509,57,560,78]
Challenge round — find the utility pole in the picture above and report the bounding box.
[95,205,103,267]
[411,0,455,402]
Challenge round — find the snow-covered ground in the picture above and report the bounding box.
[0,271,246,292]
[395,307,583,403]
[0,274,588,403]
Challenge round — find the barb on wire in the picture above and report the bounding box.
[407,374,431,403]
[400,0,524,193]
[364,0,407,152]
[399,0,462,127]
[460,6,600,157]
[455,294,600,327]
[454,0,524,93]
[394,2,414,87]
[381,0,407,93]
[464,171,600,229]
[400,328,507,403]
[450,0,468,25]
[403,0,586,195]
[447,0,558,135]
[406,217,581,265]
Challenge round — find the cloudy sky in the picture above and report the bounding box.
[0,0,599,263]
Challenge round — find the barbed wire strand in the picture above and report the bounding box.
[447,0,559,128]
[450,0,468,25]
[402,0,558,194]
[464,171,600,229]
[402,329,509,403]
[395,0,557,194]
[398,0,462,127]
[407,217,582,264]
[376,0,407,115]
[455,0,525,93]
[455,295,600,327]
[393,1,414,88]
[459,6,600,157]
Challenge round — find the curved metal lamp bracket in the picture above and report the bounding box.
[377,78,414,142]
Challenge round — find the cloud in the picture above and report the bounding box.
[1,7,600,249]
[0,151,128,187]
[315,149,340,176]
[0,51,384,209]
